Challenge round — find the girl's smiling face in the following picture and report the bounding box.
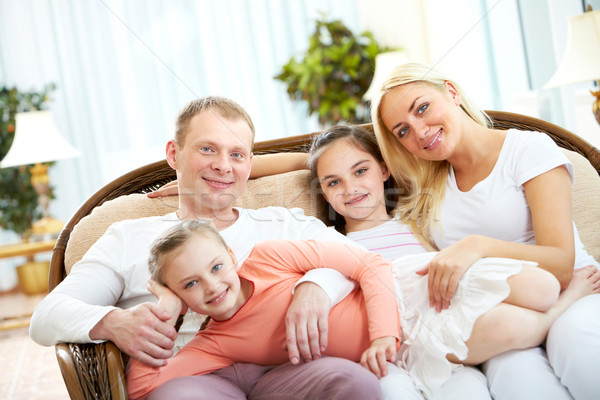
[162,234,246,321]
[316,138,392,232]
[379,81,464,161]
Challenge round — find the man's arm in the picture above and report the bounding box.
[29,264,123,345]
[249,153,308,178]
[286,270,356,364]
[263,239,400,364]
[282,209,363,363]
[30,263,178,367]
[29,222,180,367]
[147,153,309,199]
[89,304,176,367]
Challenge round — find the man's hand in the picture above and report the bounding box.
[285,282,331,364]
[89,303,178,367]
[360,336,397,378]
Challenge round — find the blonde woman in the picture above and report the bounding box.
[370,62,600,399]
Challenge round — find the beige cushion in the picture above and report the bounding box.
[64,195,177,274]
[235,170,327,222]
[564,149,600,261]
[65,170,326,273]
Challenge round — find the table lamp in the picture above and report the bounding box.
[544,6,600,125]
[0,110,80,237]
[363,50,408,101]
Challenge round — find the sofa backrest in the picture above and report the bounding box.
[564,149,600,261]
[64,170,327,273]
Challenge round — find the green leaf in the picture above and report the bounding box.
[273,14,396,125]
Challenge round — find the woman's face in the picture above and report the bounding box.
[316,138,391,230]
[379,81,463,161]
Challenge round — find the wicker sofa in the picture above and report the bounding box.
[47,111,600,399]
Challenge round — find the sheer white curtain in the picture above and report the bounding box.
[0,0,362,288]
[0,0,362,224]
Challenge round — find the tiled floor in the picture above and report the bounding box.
[0,291,46,330]
[0,290,69,399]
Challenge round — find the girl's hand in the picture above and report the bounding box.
[147,278,187,325]
[417,235,485,312]
[360,336,397,378]
[147,181,179,198]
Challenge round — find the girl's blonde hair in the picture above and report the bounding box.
[148,220,228,285]
[370,62,492,247]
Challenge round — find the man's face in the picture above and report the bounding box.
[167,110,253,217]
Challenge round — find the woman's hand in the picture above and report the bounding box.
[417,235,486,312]
[147,181,179,198]
[147,278,187,325]
[360,336,397,378]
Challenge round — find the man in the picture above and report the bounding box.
[30,97,386,399]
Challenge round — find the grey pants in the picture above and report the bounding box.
[147,357,382,400]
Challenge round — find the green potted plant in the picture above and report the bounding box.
[274,15,394,126]
[0,84,55,240]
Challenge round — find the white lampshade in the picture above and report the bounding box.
[0,110,80,168]
[363,50,408,101]
[544,9,600,89]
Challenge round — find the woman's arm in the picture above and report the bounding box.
[147,153,308,198]
[424,166,575,312]
[515,165,574,283]
[468,166,574,285]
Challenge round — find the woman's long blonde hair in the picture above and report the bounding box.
[370,63,492,247]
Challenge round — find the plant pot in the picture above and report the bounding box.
[16,261,49,295]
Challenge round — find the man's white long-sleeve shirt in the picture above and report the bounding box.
[30,207,358,348]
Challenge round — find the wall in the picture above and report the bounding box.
[357,0,600,148]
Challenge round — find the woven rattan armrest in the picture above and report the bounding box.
[55,342,126,400]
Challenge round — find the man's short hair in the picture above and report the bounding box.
[174,96,255,148]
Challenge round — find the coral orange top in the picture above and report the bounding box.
[127,239,400,400]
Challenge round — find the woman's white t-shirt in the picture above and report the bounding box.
[432,129,597,269]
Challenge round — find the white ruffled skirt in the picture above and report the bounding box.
[391,253,535,399]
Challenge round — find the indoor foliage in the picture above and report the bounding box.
[0,84,55,237]
[274,15,393,126]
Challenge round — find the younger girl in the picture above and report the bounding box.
[306,125,600,398]
[126,220,401,400]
